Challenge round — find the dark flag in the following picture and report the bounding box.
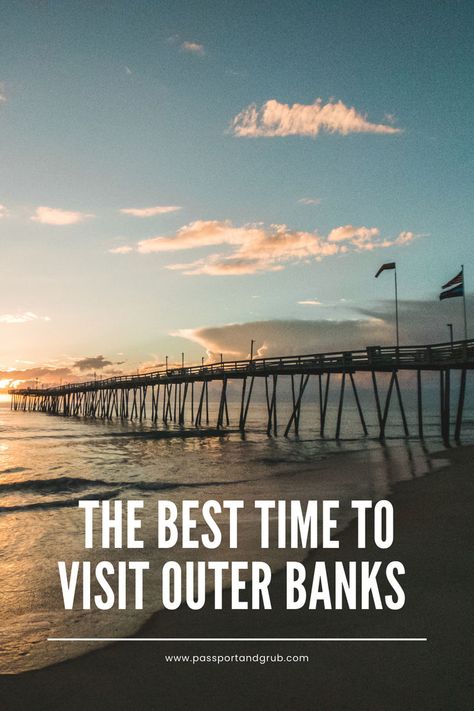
[440,284,464,300]
[440,270,464,300]
[441,270,463,290]
[375,262,396,278]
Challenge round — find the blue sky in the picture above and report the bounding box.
[0,0,473,385]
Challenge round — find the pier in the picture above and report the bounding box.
[9,339,473,443]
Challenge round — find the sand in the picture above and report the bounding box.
[0,444,472,711]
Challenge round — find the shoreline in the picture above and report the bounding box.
[0,443,472,710]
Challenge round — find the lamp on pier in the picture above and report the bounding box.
[250,339,255,361]
[447,323,454,346]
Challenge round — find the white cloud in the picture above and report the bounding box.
[31,206,94,226]
[298,299,322,305]
[0,82,6,103]
[120,205,182,218]
[0,312,51,324]
[0,204,8,218]
[298,197,322,206]
[125,66,132,75]
[109,245,133,254]
[173,318,393,361]
[128,219,418,275]
[174,299,473,361]
[181,41,205,56]
[231,98,402,138]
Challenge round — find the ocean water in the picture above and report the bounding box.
[0,386,472,674]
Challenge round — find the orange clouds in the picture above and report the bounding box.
[1,354,125,391]
[231,99,402,138]
[121,220,418,275]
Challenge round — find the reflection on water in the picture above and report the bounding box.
[0,403,471,674]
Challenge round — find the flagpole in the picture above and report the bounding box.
[394,266,399,348]
[374,262,398,346]
[462,264,467,340]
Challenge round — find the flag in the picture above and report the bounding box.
[440,269,464,300]
[375,262,396,278]
[440,284,464,300]
[442,270,463,290]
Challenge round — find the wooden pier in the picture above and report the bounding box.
[9,339,474,443]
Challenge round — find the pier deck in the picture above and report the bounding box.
[9,339,474,442]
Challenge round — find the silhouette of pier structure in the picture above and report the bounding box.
[9,339,473,443]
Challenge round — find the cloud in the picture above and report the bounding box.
[181,41,205,56]
[0,204,8,218]
[31,206,94,226]
[327,225,376,242]
[298,299,322,305]
[328,226,416,251]
[231,98,402,138]
[0,366,74,390]
[298,197,322,206]
[120,205,182,218]
[173,318,391,361]
[0,82,6,103]
[109,245,133,254]
[73,355,114,371]
[354,296,474,344]
[2,354,129,391]
[125,66,132,75]
[130,219,418,275]
[0,312,50,324]
[173,297,474,361]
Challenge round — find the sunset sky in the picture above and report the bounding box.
[1,1,473,389]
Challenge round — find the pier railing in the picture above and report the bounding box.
[11,338,474,397]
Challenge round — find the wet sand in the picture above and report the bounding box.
[0,444,472,711]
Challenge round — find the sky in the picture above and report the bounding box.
[1,0,473,390]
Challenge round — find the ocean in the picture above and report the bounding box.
[1,390,472,674]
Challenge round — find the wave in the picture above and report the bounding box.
[0,490,121,514]
[0,476,118,494]
[0,466,30,474]
[0,475,246,514]
[0,475,242,495]
[0,427,235,442]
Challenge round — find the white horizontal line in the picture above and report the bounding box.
[48,637,428,643]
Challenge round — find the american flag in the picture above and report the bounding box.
[441,270,463,290]
[440,269,464,300]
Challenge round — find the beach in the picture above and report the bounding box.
[0,442,472,711]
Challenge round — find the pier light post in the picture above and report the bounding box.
[220,353,223,365]
[165,355,168,372]
[181,352,184,369]
[201,356,204,366]
[447,323,454,346]
[250,339,255,361]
